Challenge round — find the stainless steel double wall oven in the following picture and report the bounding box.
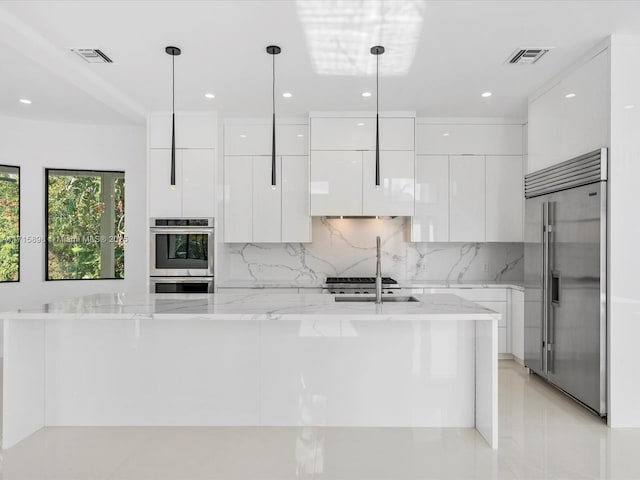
[149,218,214,293]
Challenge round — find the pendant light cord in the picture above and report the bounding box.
[272,53,275,119]
[376,53,379,116]
[172,54,175,114]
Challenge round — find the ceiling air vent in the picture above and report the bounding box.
[70,48,113,64]
[507,48,549,65]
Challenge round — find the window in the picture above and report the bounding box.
[46,169,125,280]
[0,165,20,282]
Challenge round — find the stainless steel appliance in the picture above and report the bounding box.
[322,276,400,295]
[150,276,214,294]
[150,218,214,277]
[524,148,607,416]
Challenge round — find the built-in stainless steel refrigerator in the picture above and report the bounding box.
[524,148,607,416]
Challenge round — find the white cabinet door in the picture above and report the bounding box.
[224,156,253,242]
[149,113,216,149]
[411,155,449,242]
[310,151,363,216]
[486,155,523,242]
[282,156,311,242]
[379,118,414,151]
[252,156,282,243]
[416,124,523,155]
[224,125,271,156]
[449,155,485,242]
[277,125,309,156]
[181,149,215,217]
[311,118,375,150]
[510,290,525,360]
[362,150,415,216]
[149,149,182,217]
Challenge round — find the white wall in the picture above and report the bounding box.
[608,35,640,428]
[0,116,147,315]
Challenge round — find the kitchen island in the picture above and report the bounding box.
[1,293,498,449]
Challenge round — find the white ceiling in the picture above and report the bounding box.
[2,0,640,124]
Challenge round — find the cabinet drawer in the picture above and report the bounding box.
[425,288,507,302]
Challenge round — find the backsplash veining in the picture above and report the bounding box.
[218,217,523,282]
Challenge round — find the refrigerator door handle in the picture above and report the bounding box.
[541,201,549,374]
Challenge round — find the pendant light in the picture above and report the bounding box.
[266,45,281,189]
[165,45,181,188]
[370,45,385,188]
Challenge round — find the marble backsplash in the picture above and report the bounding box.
[217,217,523,283]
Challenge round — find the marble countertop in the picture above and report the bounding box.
[1,293,500,322]
[215,279,524,290]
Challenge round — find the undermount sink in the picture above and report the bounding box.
[334,296,420,303]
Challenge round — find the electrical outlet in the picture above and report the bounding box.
[420,263,428,272]
[483,263,489,273]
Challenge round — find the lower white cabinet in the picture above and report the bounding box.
[149,148,215,218]
[224,155,311,243]
[449,155,486,242]
[510,289,525,361]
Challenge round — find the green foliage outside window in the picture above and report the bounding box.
[0,165,20,282]
[47,170,125,280]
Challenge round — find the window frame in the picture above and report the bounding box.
[0,164,20,283]
[45,167,125,281]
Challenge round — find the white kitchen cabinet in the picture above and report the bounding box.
[149,148,215,218]
[485,155,523,242]
[510,289,524,361]
[224,156,253,242]
[416,124,523,155]
[148,113,217,149]
[362,150,415,216]
[311,117,414,151]
[411,155,449,242]
[225,124,308,156]
[181,149,215,217]
[149,149,182,218]
[252,156,282,243]
[449,155,486,242]
[282,156,311,242]
[528,48,609,173]
[224,155,310,243]
[310,151,362,216]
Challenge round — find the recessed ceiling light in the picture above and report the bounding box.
[623,104,635,110]
[239,134,247,138]
[357,122,365,126]
[296,134,304,137]
[19,98,32,104]
[481,91,492,98]
[362,92,372,97]
[282,92,293,98]
[442,133,450,136]
[565,93,576,98]
[204,93,215,99]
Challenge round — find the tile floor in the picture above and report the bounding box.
[1,360,639,479]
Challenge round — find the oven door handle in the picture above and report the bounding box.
[150,228,214,235]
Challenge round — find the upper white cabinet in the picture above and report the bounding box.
[311,117,414,151]
[362,151,415,216]
[528,48,610,173]
[309,114,415,216]
[147,112,217,219]
[223,122,311,243]
[486,156,523,242]
[449,155,486,242]
[148,113,217,149]
[416,124,523,155]
[412,155,449,242]
[224,124,308,156]
[310,151,362,216]
[149,148,215,218]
